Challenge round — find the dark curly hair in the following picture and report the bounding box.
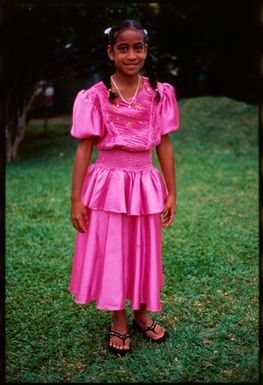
[101,19,160,103]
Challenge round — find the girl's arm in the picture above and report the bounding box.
[70,137,95,232]
[156,134,176,228]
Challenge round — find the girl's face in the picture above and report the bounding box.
[107,29,148,77]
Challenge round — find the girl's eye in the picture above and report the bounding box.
[117,45,144,53]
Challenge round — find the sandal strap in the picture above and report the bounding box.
[135,319,158,333]
[109,330,130,340]
[148,320,158,332]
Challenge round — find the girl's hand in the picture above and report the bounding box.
[70,200,89,233]
[161,194,176,228]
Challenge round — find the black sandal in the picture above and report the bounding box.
[132,319,168,343]
[108,327,131,355]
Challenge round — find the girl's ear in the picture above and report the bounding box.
[107,45,114,61]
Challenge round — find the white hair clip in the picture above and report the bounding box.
[104,27,112,35]
[143,29,148,36]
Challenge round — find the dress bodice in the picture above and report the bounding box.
[70,76,179,151]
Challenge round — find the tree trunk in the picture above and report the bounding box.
[6,87,37,162]
[9,114,27,161]
[5,125,12,162]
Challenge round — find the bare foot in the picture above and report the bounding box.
[133,305,166,341]
[109,310,131,351]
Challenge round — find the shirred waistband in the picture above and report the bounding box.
[95,149,153,170]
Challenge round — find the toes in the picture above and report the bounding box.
[146,325,165,340]
[114,342,120,349]
[124,339,130,350]
[109,334,130,351]
[155,324,165,336]
[150,331,161,340]
[111,338,124,350]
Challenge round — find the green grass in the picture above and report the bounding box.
[6,96,258,382]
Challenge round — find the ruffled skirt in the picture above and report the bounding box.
[69,148,168,312]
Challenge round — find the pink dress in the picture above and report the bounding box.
[68,76,179,312]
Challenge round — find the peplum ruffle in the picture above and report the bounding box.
[80,149,167,215]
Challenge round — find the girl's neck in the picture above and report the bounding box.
[112,72,140,87]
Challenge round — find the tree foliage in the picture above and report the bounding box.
[4,1,259,161]
[4,1,158,161]
[5,1,78,160]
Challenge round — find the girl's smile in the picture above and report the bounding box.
[107,29,148,78]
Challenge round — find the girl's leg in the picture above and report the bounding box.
[133,304,166,340]
[109,309,131,350]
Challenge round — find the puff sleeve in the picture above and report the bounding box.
[70,89,105,139]
[159,83,180,135]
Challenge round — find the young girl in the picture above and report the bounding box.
[69,19,179,355]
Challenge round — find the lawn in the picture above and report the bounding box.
[6,96,258,382]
